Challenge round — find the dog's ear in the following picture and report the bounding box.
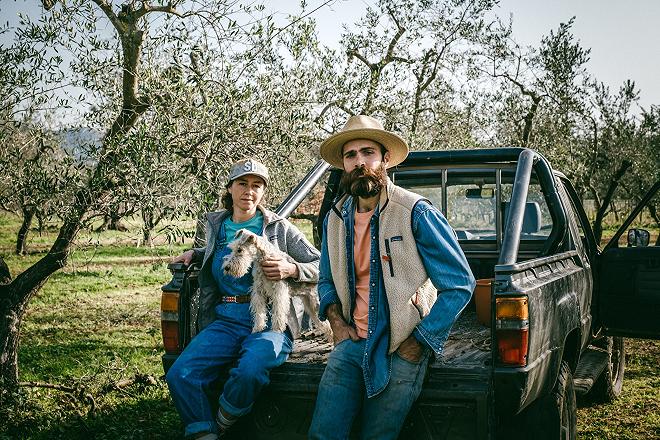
[234,229,244,240]
[245,231,257,244]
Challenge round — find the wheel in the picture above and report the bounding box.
[589,336,625,403]
[513,360,577,440]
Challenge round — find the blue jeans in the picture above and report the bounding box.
[166,303,293,437]
[309,338,430,440]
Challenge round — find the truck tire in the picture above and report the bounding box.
[589,336,625,403]
[516,361,577,440]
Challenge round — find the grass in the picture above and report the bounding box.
[1,213,659,438]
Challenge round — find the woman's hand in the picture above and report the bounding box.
[171,249,195,265]
[261,255,299,280]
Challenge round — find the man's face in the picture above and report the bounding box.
[340,139,389,198]
[342,139,390,172]
[227,175,266,213]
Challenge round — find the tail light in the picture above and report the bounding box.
[496,297,529,366]
[161,292,181,354]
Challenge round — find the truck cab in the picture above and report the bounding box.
[161,148,660,439]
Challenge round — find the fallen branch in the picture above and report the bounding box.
[18,380,97,416]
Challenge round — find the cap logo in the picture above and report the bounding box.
[243,160,253,172]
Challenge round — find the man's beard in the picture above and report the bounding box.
[340,164,388,198]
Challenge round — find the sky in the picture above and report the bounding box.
[1,0,659,110]
[284,0,660,110]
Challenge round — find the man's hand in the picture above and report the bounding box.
[171,249,195,265]
[396,334,425,363]
[326,303,360,346]
[261,255,299,280]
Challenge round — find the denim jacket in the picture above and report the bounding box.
[318,197,475,397]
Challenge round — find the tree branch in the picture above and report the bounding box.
[89,0,122,32]
[133,3,184,21]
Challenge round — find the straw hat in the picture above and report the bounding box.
[319,115,409,169]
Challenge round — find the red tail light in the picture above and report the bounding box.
[496,297,529,366]
[161,292,181,354]
[497,329,529,366]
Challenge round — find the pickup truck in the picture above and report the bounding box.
[160,148,660,439]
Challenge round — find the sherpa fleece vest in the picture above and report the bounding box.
[327,181,437,353]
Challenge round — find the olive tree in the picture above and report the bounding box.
[316,0,497,150]
[0,0,264,387]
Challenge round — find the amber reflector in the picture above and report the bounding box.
[161,292,179,313]
[496,297,528,320]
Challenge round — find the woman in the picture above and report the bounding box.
[166,158,320,440]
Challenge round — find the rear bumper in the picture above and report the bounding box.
[493,346,558,415]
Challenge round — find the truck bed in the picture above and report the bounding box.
[288,307,491,370]
[243,308,493,440]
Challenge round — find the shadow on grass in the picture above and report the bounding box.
[3,394,182,440]
[18,338,162,380]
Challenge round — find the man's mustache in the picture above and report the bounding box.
[340,164,387,198]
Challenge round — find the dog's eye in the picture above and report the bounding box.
[237,249,242,253]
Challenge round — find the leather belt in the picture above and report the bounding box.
[220,295,251,304]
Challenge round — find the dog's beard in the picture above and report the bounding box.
[340,164,387,198]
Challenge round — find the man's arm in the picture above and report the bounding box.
[410,201,476,356]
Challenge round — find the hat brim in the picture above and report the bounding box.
[319,128,409,169]
[229,171,269,185]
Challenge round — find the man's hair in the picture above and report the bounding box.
[378,143,388,158]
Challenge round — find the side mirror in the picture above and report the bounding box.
[627,228,650,247]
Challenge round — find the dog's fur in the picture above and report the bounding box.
[222,229,331,340]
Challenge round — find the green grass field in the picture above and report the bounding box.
[0,213,658,439]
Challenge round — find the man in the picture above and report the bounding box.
[308,115,475,439]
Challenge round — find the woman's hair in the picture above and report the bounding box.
[221,188,233,211]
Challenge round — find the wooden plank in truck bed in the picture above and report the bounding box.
[288,308,491,370]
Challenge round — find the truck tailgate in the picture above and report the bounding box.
[223,309,492,439]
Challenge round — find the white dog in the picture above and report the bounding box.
[222,229,332,341]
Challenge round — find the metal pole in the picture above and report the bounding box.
[499,149,536,265]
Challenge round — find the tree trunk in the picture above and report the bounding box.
[141,208,154,247]
[108,213,128,232]
[97,212,129,232]
[521,96,541,147]
[592,160,632,244]
[15,208,35,255]
[0,257,19,387]
[0,0,172,388]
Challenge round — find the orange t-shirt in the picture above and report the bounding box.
[353,207,375,339]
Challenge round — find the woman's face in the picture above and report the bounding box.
[227,175,266,214]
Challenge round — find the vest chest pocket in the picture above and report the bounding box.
[383,236,405,277]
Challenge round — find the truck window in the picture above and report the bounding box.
[393,168,554,251]
[446,182,497,239]
[611,190,659,247]
[501,182,553,240]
